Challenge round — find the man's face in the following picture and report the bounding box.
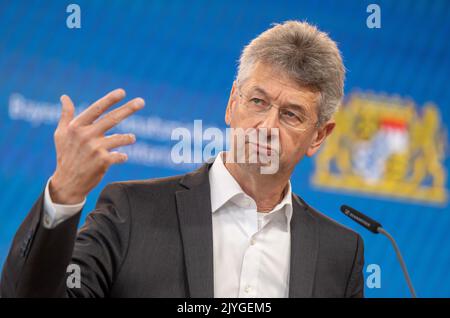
[225,62,334,175]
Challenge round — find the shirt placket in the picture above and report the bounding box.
[238,210,266,298]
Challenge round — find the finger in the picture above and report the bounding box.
[100,133,136,150]
[93,97,145,134]
[108,151,128,165]
[58,95,75,127]
[74,88,126,126]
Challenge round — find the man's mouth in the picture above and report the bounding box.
[247,141,273,156]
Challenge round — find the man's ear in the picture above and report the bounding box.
[225,82,237,126]
[306,120,335,157]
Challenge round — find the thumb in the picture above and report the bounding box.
[59,94,75,127]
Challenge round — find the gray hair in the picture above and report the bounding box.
[236,20,345,125]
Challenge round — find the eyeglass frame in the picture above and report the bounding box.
[235,86,320,132]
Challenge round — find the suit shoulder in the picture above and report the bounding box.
[106,173,186,193]
[105,163,209,196]
[306,201,364,263]
[295,195,362,242]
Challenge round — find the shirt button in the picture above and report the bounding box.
[44,214,51,227]
[250,238,256,246]
[245,286,252,293]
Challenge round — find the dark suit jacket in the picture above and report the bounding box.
[0,163,364,298]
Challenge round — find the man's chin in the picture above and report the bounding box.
[235,157,281,175]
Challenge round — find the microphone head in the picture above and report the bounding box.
[340,205,382,234]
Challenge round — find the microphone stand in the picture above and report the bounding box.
[340,204,417,298]
[377,227,417,298]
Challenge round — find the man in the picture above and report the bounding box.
[0,21,364,298]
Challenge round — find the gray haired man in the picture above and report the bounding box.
[1,21,364,298]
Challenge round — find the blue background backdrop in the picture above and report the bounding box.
[0,0,449,297]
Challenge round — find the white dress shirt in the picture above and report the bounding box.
[43,178,86,229]
[42,152,293,298]
[209,152,292,298]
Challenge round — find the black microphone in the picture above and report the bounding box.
[340,205,381,233]
[340,204,417,298]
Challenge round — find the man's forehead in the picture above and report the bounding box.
[243,78,319,110]
[245,62,319,99]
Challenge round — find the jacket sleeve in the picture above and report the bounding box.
[344,234,365,298]
[0,183,131,298]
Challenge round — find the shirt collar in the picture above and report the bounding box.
[209,152,246,213]
[208,152,293,231]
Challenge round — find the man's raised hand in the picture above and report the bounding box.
[49,88,144,204]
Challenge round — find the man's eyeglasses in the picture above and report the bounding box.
[236,88,318,132]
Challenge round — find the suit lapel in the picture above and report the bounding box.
[174,163,320,298]
[175,163,214,298]
[288,194,320,298]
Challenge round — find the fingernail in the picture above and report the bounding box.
[129,134,136,142]
[135,98,145,108]
[113,88,126,98]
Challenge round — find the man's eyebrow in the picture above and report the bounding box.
[285,103,308,115]
[249,86,309,114]
[248,86,270,98]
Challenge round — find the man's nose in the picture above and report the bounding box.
[258,107,280,130]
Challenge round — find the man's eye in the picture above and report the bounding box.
[281,109,304,122]
[250,98,266,106]
[284,110,296,117]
